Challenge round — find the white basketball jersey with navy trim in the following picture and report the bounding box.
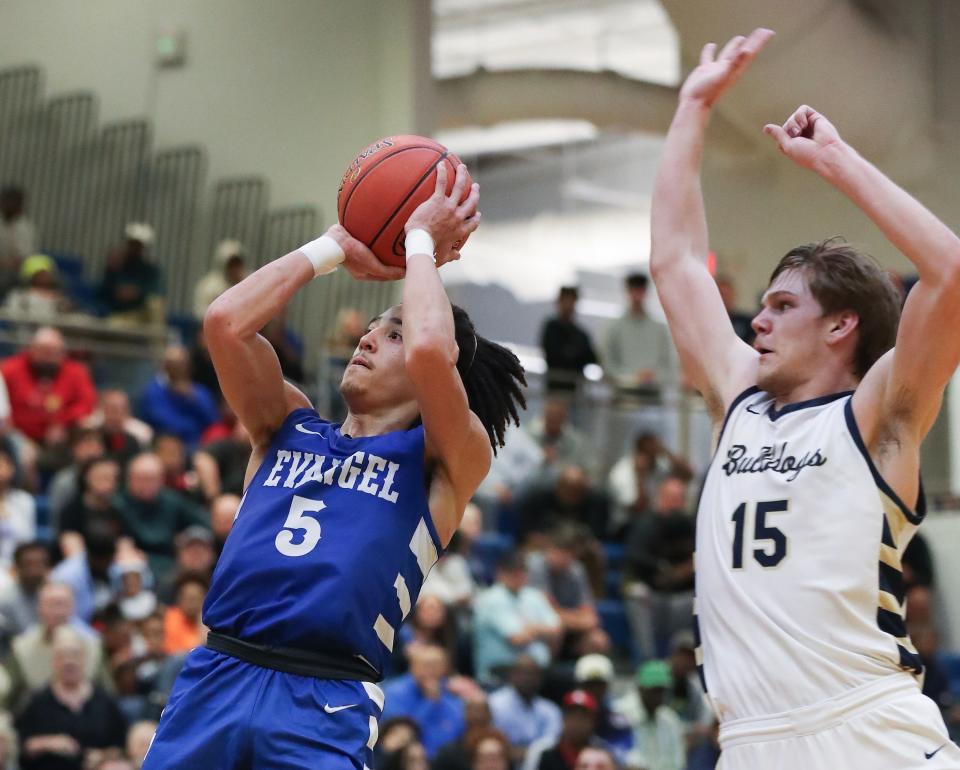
[694,387,923,723]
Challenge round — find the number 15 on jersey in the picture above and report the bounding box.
[731,499,789,569]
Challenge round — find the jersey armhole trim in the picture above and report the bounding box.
[717,386,761,447]
[416,426,447,559]
[843,398,924,525]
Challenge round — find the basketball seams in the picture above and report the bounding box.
[368,151,450,257]
[337,143,444,226]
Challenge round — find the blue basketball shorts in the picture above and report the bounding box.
[141,646,385,770]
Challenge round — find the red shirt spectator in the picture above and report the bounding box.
[1,327,97,443]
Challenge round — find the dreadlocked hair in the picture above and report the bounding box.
[451,305,527,453]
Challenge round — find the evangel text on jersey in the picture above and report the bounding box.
[722,442,827,482]
[263,449,401,502]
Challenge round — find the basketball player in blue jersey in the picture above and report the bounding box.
[652,28,960,769]
[141,163,526,770]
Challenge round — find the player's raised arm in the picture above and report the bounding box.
[203,225,404,449]
[400,163,494,539]
[764,106,960,442]
[650,28,773,418]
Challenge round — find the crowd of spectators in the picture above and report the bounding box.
[0,183,952,770]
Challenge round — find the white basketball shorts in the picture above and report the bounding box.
[718,674,960,770]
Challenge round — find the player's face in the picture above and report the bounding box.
[751,269,831,396]
[339,305,417,407]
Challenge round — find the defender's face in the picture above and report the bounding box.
[751,269,828,396]
[339,305,417,406]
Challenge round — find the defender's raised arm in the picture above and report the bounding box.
[650,28,773,419]
[765,106,960,445]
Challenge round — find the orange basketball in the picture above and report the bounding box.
[337,135,472,267]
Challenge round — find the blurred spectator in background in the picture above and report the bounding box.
[520,466,609,544]
[606,433,693,540]
[260,309,305,384]
[685,722,721,770]
[324,308,365,422]
[622,476,695,660]
[382,644,466,759]
[5,581,104,710]
[192,239,246,320]
[0,443,35,568]
[523,689,602,770]
[527,527,609,661]
[573,747,618,770]
[157,526,215,604]
[125,721,157,770]
[381,740,430,770]
[48,427,106,529]
[375,717,423,769]
[110,557,156,623]
[87,389,149,465]
[602,273,674,396]
[3,254,74,319]
[193,420,250,499]
[394,594,459,676]
[138,346,218,450]
[464,728,512,770]
[100,223,163,325]
[115,453,208,580]
[489,654,562,762]
[162,572,207,654]
[525,400,592,480]
[573,654,633,754]
[715,273,754,344]
[133,613,167,700]
[15,625,126,770]
[473,551,561,685]
[188,331,222,405]
[474,424,542,532]
[0,185,36,297]
[911,623,955,719]
[615,660,685,770]
[432,694,495,770]
[152,433,203,502]
[540,286,598,395]
[0,541,49,647]
[0,713,16,770]
[903,530,935,626]
[665,631,711,732]
[50,531,117,624]
[59,457,124,546]
[1,326,96,457]
[208,493,239,554]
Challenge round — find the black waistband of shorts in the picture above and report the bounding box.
[206,631,381,682]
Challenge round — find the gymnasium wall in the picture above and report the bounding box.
[0,0,432,214]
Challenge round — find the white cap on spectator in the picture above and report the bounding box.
[125,221,156,245]
[215,238,245,264]
[574,653,614,684]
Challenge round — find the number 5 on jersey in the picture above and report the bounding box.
[275,495,326,557]
[731,499,789,569]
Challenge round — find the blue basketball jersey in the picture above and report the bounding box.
[203,407,443,678]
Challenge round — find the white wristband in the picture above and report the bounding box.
[299,235,345,277]
[405,229,436,263]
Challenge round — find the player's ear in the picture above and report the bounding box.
[826,310,859,345]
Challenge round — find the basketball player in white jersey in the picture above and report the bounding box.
[651,27,960,768]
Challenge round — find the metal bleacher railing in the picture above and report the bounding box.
[0,63,397,377]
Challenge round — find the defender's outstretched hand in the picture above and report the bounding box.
[405,162,481,265]
[763,105,845,172]
[325,224,406,282]
[680,27,774,108]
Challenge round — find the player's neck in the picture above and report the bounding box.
[341,407,417,438]
[770,368,860,410]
